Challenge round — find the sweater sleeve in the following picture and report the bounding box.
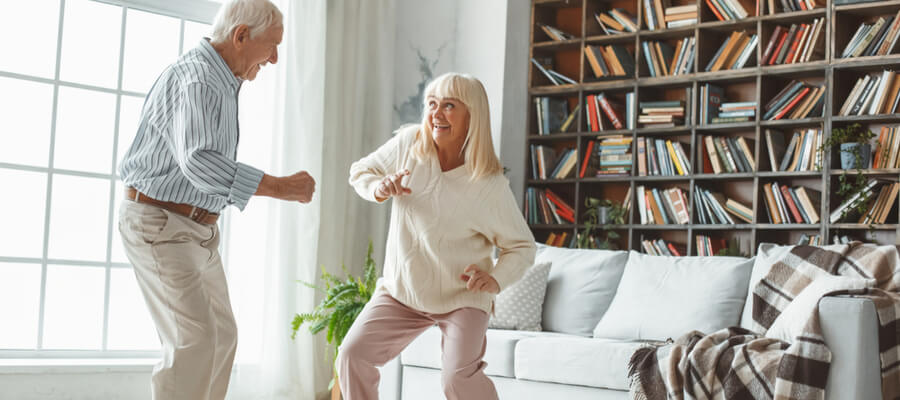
[484,177,536,292]
[348,129,409,203]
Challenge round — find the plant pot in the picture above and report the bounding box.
[840,143,871,169]
[597,206,611,225]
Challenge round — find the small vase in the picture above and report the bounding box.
[597,206,611,225]
[840,143,871,169]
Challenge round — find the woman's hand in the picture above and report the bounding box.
[459,264,500,294]
[374,169,411,201]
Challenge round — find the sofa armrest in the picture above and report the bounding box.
[820,296,882,400]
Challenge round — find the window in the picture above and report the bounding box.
[0,0,216,358]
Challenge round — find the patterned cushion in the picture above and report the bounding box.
[489,262,552,331]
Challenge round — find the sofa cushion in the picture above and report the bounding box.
[400,326,563,378]
[739,243,794,331]
[489,262,552,331]
[536,244,629,336]
[593,251,753,341]
[514,336,646,390]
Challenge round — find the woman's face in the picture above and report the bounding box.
[426,96,469,145]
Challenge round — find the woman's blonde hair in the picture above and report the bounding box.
[411,73,503,179]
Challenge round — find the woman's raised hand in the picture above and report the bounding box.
[375,169,412,201]
[459,264,500,294]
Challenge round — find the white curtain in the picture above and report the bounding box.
[221,1,396,399]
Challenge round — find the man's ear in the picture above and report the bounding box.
[231,24,250,48]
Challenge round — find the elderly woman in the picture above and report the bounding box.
[339,73,536,399]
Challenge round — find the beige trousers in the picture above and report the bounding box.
[337,292,497,400]
[118,200,237,400]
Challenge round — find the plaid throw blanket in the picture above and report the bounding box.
[627,242,900,400]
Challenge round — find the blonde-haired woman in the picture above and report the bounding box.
[340,73,536,399]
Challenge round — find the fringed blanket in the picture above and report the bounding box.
[628,242,900,400]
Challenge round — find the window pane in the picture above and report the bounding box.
[0,169,47,258]
[116,94,145,169]
[110,180,129,264]
[42,264,105,349]
[0,0,60,78]
[0,77,54,167]
[0,263,42,349]
[47,174,111,262]
[53,86,116,174]
[122,9,180,93]
[182,21,212,54]
[59,0,122,88]
[107,268,160,350]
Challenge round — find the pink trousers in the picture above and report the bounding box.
[336,293,497,400]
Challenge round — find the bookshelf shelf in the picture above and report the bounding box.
[526,0,900,254]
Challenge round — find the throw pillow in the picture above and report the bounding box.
[536,244,629,336]
[765,274,874,342]
[593,251,753,341]
[738,243,794,331]
[489,261,552,331]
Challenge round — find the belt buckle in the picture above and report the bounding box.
[190,207,210,223]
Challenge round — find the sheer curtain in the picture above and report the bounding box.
[221,0,396,399]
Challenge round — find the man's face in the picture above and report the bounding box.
[237,23,283,81]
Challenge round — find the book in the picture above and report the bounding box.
[725,198,753,223]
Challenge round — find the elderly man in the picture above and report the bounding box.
[117,1,312,399]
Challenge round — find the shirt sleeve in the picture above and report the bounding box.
[484,178,537,292]
[348,128,409,203]
[168,83,264,211]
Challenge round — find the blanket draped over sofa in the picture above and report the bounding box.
[627,242,900,400]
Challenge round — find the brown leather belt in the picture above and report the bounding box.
[125,187,219,225]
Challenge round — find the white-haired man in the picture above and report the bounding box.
[117,1,311,399]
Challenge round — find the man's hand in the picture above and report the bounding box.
[256,172,316,203]
[459,264,500,294]
[374,169,412,201]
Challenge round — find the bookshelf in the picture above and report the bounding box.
[525,0,900,256]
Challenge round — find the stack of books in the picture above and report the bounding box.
[700,84,756,124]
[585,93,627,132]
[665,5,697,28]
[856,182,900,225]
[873,125,900,169]
[838,71,900,116]
[841,11,900,59]
[526,187,575,225]
[797,234,823,246]
[585,45,635,78]
[594,9,639,34]
[762,19,825,65]
[761,182,821,224]
[538,23,575,41]
[700,135,756,173]
[641,238,685,256]
[530,145,577,180]
[715,101,756,123]
[638,100,685,128]
[763,80,825,120]
[593,135,633,176]
[534,97,576,135]
[642,37,696,77]
[828,179,881,223]
[531,57,577,86]
[636,137,691,176]
[706,0,749,22]
[705,31,758,71]
[636,186,691,225]
[764,128,823,172]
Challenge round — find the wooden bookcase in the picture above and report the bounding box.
[526,0,900,256]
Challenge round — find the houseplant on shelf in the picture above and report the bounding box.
[292,241,379,400]
[576,197,627,250]
[820,123,877,220]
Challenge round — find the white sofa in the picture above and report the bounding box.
[377,244,883,400]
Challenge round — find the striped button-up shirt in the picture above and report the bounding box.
[119,39,264,212]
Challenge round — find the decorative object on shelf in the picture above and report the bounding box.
[577,196,627,250]
[716,237,747,257]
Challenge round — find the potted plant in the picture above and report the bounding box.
[292,241,379,400]
[577,197,627,249]
[820,123,878,220]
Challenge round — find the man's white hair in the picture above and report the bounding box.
[210,0,283,44]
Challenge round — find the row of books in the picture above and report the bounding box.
[545,231,573,248]
[701,135,756,174]
[763,80,825,120]
[856,181,900,225]
[705,31,758,72]
[706,0,749,22]
[797,234,823,246]
[636,186,690,225]
[696,187,753,224]
[639,99,686,128]
[695,235,729,256]
[530,145,577,180]
[873,125,900,169]
[841,11,900,59]
[762,182,821,224]
[538,23,574,41]
[585,93,632,131]
[838,71,900,117]
[585,45,635,79]
[642,37,696,77]
[594,10,638,34]
[760,0,822,15]
[828,179,889,223]
[642,238,685,256]
[764,128,822,172]
[534,96,575,135]
[525,187,575,225]
[762,19,825,65]
[531,57,576,87]
[637,137,691,176]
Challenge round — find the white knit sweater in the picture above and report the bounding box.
[349,126,536,314]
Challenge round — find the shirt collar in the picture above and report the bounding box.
[198,38,243,91]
